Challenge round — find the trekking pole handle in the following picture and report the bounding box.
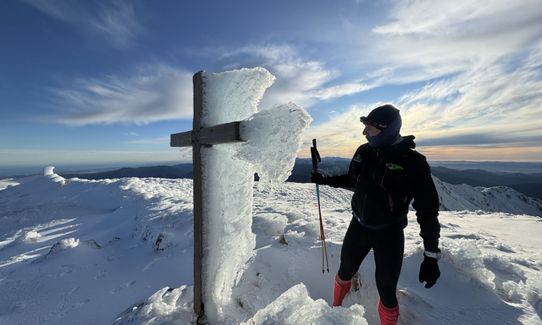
[311,139,321,172]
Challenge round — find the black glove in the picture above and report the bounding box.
[419,254,440,288]
[310,171,326,184]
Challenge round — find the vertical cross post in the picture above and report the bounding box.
[170,71,244,322]
[192,72,204,318]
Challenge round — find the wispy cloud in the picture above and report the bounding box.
[399,42,542,140]
[373,0,541,37]
[306,40,542,158]
[91,1,142,48]
[303,0,542,160]
[48,65,193,125]
[219,44,374,108]
[22,0,75,21]
[23,0,143,47]
[366,0,542,84]
[301,105,371,157]
[0,148,189,166]
[312,82,375,100]
[126,136,170,145]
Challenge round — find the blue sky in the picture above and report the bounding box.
[1,0,542,174]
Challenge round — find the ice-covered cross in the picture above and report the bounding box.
[170,68,311,324]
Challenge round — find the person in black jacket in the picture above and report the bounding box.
[311,104,441,325]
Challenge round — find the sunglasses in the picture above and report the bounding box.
[360,116,387,130]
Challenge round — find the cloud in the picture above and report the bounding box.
[419,145,542,162]
[46,44,374,127]
[301,0,542,160]
[0,148,189,166]
[374,0,542,151]
[312,82,375,100]
[306,39,542,157]
[219,44,373,108]
[364,0,542,84]
[398,42,542,140]
[373,0,541,37]
[90,1,143,47]
[23,0,143,47]
[127,136,170,145]
[49,65,193,125]
[300,105,371,157]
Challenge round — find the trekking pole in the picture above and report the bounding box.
[311,139,330,273]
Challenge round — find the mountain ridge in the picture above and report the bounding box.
[59,159,542,202]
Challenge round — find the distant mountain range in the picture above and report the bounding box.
[433,177,542,216]
[60,158,542,202]
[62,164,193,180]
[430,166,542,201]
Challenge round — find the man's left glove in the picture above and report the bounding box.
[419,252,440,288]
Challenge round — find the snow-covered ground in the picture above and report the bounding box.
[1,172,541,324]
[0,178,18,191]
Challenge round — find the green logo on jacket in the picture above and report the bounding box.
[386,163,404,171]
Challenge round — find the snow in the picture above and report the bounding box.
[198,68,310,323]
[1,171,541,324]
[44,166,55,176]
[0,178,19,191]
[240,284,367,325]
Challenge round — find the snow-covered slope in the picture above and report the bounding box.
[0,173,541,324]
[435,177,542,216]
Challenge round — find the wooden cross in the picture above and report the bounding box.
[170,71,245,320]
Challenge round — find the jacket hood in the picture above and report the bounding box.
[371,135,416,159]
[396,135,416,150]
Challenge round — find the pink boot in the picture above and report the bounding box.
[378,301,399,325]
[333,273,351,306]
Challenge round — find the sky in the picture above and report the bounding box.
[1,0,542,173]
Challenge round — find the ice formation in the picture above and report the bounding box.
[200,68,310,323]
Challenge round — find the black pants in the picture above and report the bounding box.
[338,217,404,308]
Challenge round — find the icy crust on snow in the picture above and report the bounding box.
[120,177,195,251]
[0,178,19,191]
[113,283,367,325]
[113,286,194,325]
[200,68,310,323]
[44,166,55,176]
[240,284,367,325]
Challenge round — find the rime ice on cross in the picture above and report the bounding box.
[170,68,311,324]
[171,71,243,322]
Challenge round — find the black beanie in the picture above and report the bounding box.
[362,104,402,147]
[361,104,400,129]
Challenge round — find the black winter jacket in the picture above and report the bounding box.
[322,135,440,252]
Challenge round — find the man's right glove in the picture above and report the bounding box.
[310,171,326,185]
[418,252,440,288]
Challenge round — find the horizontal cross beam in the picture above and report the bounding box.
[170,121,244,147]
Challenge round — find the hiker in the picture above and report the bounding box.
[311,104,441,325]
